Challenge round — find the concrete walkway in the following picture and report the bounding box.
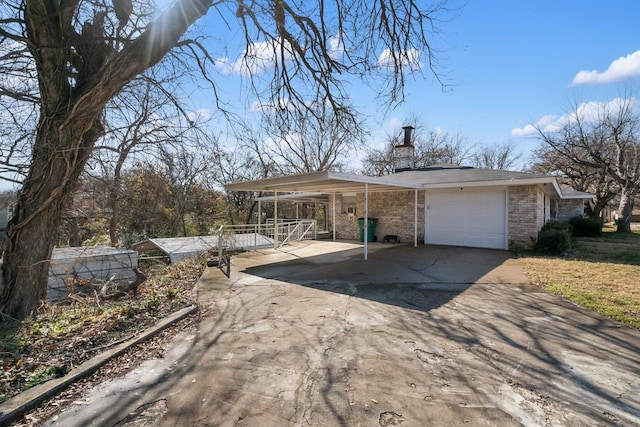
[45,241,640,426]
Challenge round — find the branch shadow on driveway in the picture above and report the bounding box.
[238,242,640,426]
[45,241,640,426]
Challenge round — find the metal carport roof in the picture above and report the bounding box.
[224,171,422,261]
[224,170,422,194]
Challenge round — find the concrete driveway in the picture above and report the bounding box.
[47,241,640,426]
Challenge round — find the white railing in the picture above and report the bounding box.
[263,219,316,247]
[216,220,317,272]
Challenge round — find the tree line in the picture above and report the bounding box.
[0,0,637,321]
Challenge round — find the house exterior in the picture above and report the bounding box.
[328,165,591,250]
[225,129,592,252]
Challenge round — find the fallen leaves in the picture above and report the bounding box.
[1,256,206,424]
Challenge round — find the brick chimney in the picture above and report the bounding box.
[393,125,415,173]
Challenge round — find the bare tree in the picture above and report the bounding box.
[115,150,223,245]
[530,146,618,221]
[0,39,37,184]
[362,117,472,176]
[534,97,640,232]
[255,105,364,174]
[158,145,213,237]
[207,136,275,224]
[0,0,454,319]
[93,75,204,246]
[472,141,522,170]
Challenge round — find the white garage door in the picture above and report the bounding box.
[426,189,507,250]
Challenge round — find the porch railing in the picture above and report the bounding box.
[216,219,317,276]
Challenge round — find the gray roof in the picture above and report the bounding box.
[225,170,422,194]
[225,165,592,199]
[384,166,555,187]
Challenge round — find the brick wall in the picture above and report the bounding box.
[328,191,425,243]
[556,199,584,221]
[329,194,359,240]
[329,185,547,250]
[508,185,544,249]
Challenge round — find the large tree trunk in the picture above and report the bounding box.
[585,197,610,221]
[616,189,636,233]
[0,116,98,319]
[0,0,211,320]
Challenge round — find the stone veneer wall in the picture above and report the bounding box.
[328,191,425,243]
[508,185,544,249]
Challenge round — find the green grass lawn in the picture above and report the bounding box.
[519,224,640,329]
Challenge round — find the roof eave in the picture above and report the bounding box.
[422,176,557,190]
[224,170,422,193]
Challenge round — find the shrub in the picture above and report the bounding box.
[569,216,602,237]
[542,221,573,235]
[535,229,571,254]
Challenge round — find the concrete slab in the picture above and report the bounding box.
[45,241,640,426]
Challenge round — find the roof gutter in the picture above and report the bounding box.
[421,176,558,190]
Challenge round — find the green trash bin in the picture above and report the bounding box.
[357,218,378,242]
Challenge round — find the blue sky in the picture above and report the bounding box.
[190,0,640,169]
[382,0,640,162]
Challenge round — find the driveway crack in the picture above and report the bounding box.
[297,294,354,425]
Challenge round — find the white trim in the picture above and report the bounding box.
[505,188,510,250]
[423,177,555,189]
[226,169,593,201]
[255,192,325,201]
[225,170,422,193]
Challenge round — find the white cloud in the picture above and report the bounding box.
[187,109,212,122]
[511,114,559,136]
[214,39,292,76]
[385,117,404,132]
[328,34,344,59]
[376,48,423,71]
[572,50,640,85]
[511,98,639,136]
[511,124,537,137]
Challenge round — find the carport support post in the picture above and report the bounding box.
[364,183,368,260]
[258,200,261,234]
[332,192,336,241]
[414,189,418,248]
[274,191,278,248]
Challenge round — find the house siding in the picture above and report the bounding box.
[328,185,551,250]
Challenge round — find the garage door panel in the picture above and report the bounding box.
[426,190,506,250]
